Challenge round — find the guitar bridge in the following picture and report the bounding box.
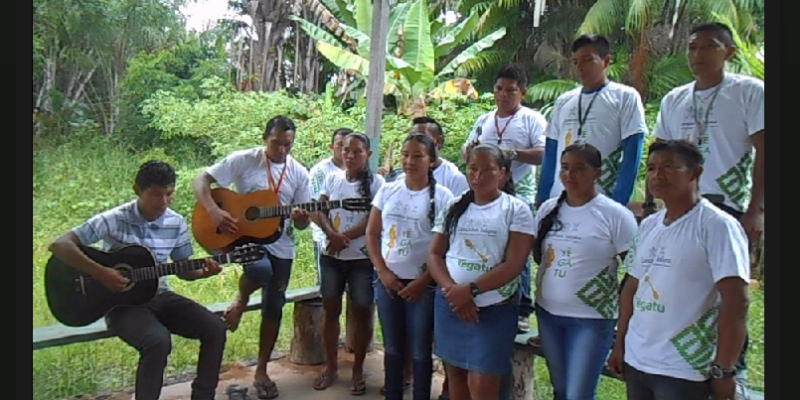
[74,276,86,294]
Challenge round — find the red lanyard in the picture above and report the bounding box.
[494,107,521,144]
[265,151,288,195]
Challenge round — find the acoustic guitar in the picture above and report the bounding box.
[191,188,372,251]
[44,243,264,327]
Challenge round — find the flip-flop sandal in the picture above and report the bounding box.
[350,378,367,396]
[226,384,252,400]
[313,372,338,391]
[253,380,278,399]
[380,380,411,395]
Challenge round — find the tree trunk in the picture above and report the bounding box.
[510,348,536,400]
[629,31,651,101]
[290,299,327,365]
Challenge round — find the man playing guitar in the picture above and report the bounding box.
[193,115,311,399]
[49,161,226,400]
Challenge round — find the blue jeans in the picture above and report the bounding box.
[243,247,293,321]
[375,279,434,400]
[536,306,616,400]
[519,258,534,318]
[319,255,375,307]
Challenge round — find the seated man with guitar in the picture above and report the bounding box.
[193,115,312,399]
[48,160,227,400]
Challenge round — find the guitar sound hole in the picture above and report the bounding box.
[245,207,259,221]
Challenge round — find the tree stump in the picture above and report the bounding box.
[289,298,326,365]
[344,293,375,353]
[510,347,536,400]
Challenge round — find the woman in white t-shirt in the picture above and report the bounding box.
[428,143,535,400]
[310,132,385,395]
[366,133,454,400]
[533,143,637,400]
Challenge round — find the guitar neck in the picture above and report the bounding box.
[257,200,344,219]
[130,254,230,283]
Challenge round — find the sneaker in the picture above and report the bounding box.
[517,316,530,333]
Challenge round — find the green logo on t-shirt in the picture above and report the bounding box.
[576,266,618,319]
[671,305,720,377]
[716,152,754,211]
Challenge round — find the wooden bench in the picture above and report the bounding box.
[511,330,765,400]
[33,286,321,350]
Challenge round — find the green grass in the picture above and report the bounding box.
[32,136,765,400]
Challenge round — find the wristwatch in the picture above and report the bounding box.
[469,282,481,297]
[709,363,736,379]
[507,149,519,161]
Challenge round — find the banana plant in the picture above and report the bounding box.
[292,0,506,114]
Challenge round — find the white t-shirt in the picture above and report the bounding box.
[373,180,455,279]
[654,73,764,212]
[464,107,547,203]
[432,192,536,306]
[533,194,638,319]
[319,170,385,260]
[394,158,469,197]
[624,199,750,381]
[206,147,311,259]
[545,82,649,198]
[309,157,344,243]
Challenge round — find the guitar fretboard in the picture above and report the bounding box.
[257,200,345,219]
[130,254,231,282]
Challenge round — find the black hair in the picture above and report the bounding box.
[135,160,177,190]
[498,149,516,196]
[403,132,439,225]
[533,143,602,264]
[331,127,353,144]
[412,116,444,138]
[344,132,374,199]
[690,22,735,47]
[571,34,611,58]
[443,143,510,237]
[648,139,704,169]
[495,63,528,90]
[263,115,297,139]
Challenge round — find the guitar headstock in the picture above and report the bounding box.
[228,243,266,265]
[342,197,372,212]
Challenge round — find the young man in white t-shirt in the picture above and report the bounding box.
[193,115,312,399]
[536,34,647,208]
[644,22,764,384]
[392,117,469,196]
[308,128,350,281]
[609,140,750,400]
[462,64,547,333]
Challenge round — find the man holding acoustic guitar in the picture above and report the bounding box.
[193,115,312,399]
[49,161,228,400]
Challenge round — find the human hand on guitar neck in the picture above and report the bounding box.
[291,207,310,229]
[180,258,223,281]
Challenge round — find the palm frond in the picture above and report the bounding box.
[578,0,627,36]
[453,50,507,77]
[625,0,665,36]
[646,53,694,100]
[525,79,580,104]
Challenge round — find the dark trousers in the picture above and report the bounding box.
[106,291,227,400]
